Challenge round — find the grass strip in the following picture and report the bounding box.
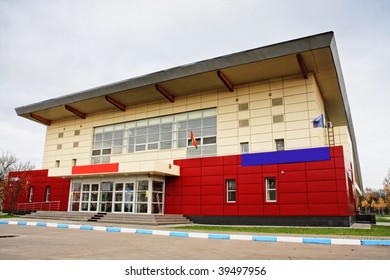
[0,215,20,219]
[172,225,390,237]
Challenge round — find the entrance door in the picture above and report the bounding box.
[124,182,134,213]
[152,181,164,214]
[99,182,113,212]
[113,182,135,213]
[135,180,148,213]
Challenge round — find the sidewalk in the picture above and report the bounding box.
[1,217,390,246]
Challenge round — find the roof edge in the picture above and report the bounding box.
[15,31,335,116]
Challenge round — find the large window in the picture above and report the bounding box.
[91,108,217,164]
[265,177,276,202]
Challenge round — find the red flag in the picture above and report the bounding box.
[190,131,198,149]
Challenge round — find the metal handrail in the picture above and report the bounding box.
[16,201,61,212]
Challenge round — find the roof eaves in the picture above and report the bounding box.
[15,31,334,116]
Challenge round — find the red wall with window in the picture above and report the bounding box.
[5,170,70,211]
[165,146,356,218]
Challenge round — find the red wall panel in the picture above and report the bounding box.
[237,165,262,174]
[223,155,239,165]
[239,204,263,216]
[238,194,261,205]
[279,181,307,193]
[202,185,223,196]
[180,167,202,177]
[202,156,224,167]
[279,171,307,182]
[224,205,239,216]
[308,204,339,216]
[278,162,306,172]
[182,205,201,215]
[182,195,201,205]
[306,160,335,170]
[201,205,224,215]
[337,192,349,203]
[181,186,201,196]
[167,146,356,219]
[238,173,263,184]
[263,204,280,216]
[280,193,307,204]
[202,166,224,176]
[201,175,223,186]
[306,169,336,181]
[308,192,339,204]
[280,204,308,216]
[201,195,224,205]
[307,180,337,192]
[223,165,238,175]
[262,164,278,172]
[181,176,201,187]
[336,169,347,180]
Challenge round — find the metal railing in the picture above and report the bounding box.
[16,201,61,212]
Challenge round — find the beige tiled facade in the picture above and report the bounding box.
[43,73,354,177]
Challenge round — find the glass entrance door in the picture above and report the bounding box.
[135,180,148,213]
[124,183,134,212]
[99,182,113,212]
[70,177,165,214]
[152,181,164,214]
[113,182,135,213]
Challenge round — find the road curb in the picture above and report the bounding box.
[1,219,390,246]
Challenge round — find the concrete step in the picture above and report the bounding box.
[23,211,192,225]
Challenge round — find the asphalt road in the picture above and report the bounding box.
[0,224,389,260]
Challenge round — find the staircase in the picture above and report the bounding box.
[88,212,107,222]
[97,213,192,225]
[327,126,335,146]
[24,211,192,226]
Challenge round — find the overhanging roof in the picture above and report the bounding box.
[14,31,363,189]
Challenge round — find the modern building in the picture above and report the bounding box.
[8,31,363,226]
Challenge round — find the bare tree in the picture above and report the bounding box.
[6,173,31,214]
[0,152,35,211]
[384,168,390,194]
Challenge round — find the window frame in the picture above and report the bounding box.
[28,186,34,202]
[226,179,236,203]
[240,142,249,154]
[265,177,277,202]
[275,139,285,151]
[45,186,51,202]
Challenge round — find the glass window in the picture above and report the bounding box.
[226,179,236,203]
[90,193,98,201]
[91,184,99,192]
[101,182,113,191]
[241,142,249,154]
[266,177,276,202]
[203,136,216,145]
[28,186,34,202]
[91,108,217,163]
[115,183,123,191]
[45,186,50,202]
[275,139,285,151]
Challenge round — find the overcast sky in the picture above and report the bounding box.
[0,0,389,189]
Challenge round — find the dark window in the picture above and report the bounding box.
[45,186,51,202]
[266,177,276,202]
[226,179,236,203]
[28,186,34,202]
